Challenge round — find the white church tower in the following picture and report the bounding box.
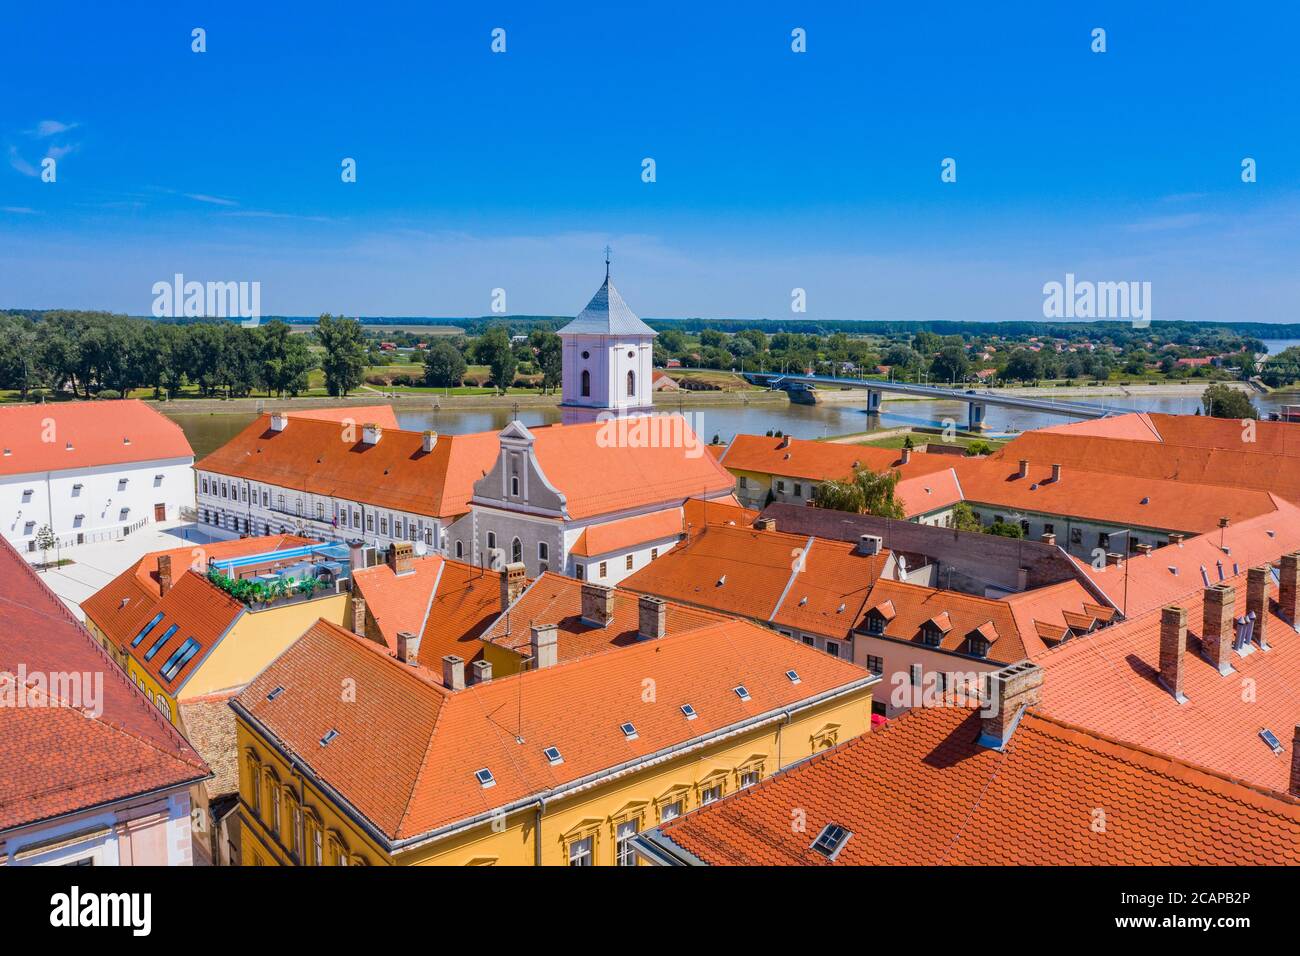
[558,251,657,424]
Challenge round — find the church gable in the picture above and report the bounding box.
[472,423,567,515]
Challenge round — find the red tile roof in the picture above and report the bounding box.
[571,507,684,557]
[719,434,951,484]
[479,572,725,663]
[520,417,735,519]
[857,579,1032,663]
[952,456,1280,532]
[1067,501,1300,617]
[197,414,501,518]
[1001,579,1117,649]
[286,405,399,429]
[234,616,877,844]
[0,399,193,477]
[651,705,1300,865]
[351,555,507,667]
[0,537,208,833]
[1033,569,1300,796]
[622,524,888,637]
[894,467,964,518]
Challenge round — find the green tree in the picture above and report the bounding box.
[951,501,982,532]
[986,519,1024,538]
[1002,349,1042,382]
[476,326,517,393]
[315,314,368,397]
[423,339,468,387]
[929,345,970,384]
[1202,383,1258,420]
[811,468,906,518]
[259,320,315,397]
[35,524,56,567]
[531,330,563,393]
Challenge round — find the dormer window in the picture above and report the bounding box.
[865,613,885,635]
[921,625,943,647]
[968,637,990,658]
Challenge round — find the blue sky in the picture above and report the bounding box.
[2,2,1298,322]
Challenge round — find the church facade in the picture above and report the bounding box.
[557,270,657,423]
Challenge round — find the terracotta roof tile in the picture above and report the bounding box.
[0,537,208,832]
[858,579,1028,664]
[654,706,1300,865]
[721,434,953,484]
[571,507,684,557]
[0,399,192,477]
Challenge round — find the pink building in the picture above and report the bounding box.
[0,537,209,866]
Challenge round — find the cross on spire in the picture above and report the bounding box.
[604,244,612,280]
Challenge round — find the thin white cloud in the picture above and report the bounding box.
[7,146,38,177]
[2,206,38,214]
[186,193,240,207]
[29,120,78,138]
[45,143,76,161]
[1124,213,1206,233]
[223,209,337,223]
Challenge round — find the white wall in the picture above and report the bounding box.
[561,333,654,412]
[2,456,193,554]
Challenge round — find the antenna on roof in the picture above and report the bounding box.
[604,244,612,280]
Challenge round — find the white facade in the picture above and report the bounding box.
[1,789,195,867]
[558,273,657,423]
[194,469,444,553]
[3,456,194,557]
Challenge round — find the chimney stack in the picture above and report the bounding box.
[348,539,368,570]
[1291,726,1300,798]
[530,623,558,669]
[777,435,791,449]
[471,659,493,685]
[270,412,288,432]
[499,561,527,612]
[422,430,438,453]
[350,592,367,638]
[1105,552,1125,568]
[441,654,465,690]
[1017,459,1029,479]
[1169,532,1185,546]
[156,554,173,596]
[1158,605,1189,703]
[362,422,383,445]
[1016,567,1029,591]
[1279,552,1300,631]
[396,630,422,666]
[1136,543,1154,556]
[1247,565,1271,651]
[1201,584,1235,676]
[899,447,912,465]
[1040,531,1056,546]
[581,582,616,628]
[979,662,1043,749]
[386,541,414,576]
[753,517,776,532]
[1050,463,1062,483]
[638,595,667,640]
[857,534,883,556]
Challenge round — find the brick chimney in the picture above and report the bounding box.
[1158,605,1189,703]
[1040,531,1056,546]
[422,430,438,453]
[1136,543,1154,556]
[1247,565,1271,651]
[1017,459,1029,479]
[499,561,527,612]
[1201,584,1235,676]
[1050,463,1062,483]
[978,662,1043,749]
[156,554,173,596]
[1291,726,1300,798]
[899,447,912,466]
[581,582,616,628]
[1105,552,1125,568]
[396,630,421,666]
[753,517,776,532]
[269,411,288,432]
[350,591,367,637]
[441,654,465,691]
[386,542,414,576]
[530,623,558,669]
[1279,552,1300,631]
[1168,532,1185,546]
[471,659,492,685]
[638,594,667,640]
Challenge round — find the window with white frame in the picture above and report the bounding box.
[701,784,723,805]
[615,819,639,867]
[660,800,683,823]
[567,836,593,866]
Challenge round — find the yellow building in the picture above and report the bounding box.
[232,614,878,866]
[82,535,352,727]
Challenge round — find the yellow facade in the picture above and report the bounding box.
[86,592,347,728]
[235,684,874,866]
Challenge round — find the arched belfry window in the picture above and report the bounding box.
[581,369,591,397]
[511,538,522,563]
[627,370,636,396]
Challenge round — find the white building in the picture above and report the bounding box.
[0,400,194,557]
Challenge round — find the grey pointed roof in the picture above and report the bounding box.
[557,277,657,337]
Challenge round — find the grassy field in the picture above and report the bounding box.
[666,369,764,392]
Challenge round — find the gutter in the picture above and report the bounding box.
[630,827,707,866]
[235,672,878,858]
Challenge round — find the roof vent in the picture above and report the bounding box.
[475,768,496,788]
[836,602,845,613]
[734,685,751,701]
[680,704,697,720]
[786,669,801,684]
[543,746,562,765]
[1140,496,1150,505]
[716,574,727,587]
[267,686,284,701]
[620,722,638,740]
[798,596,808,606]
[1168,566,1178,575]
[1260,728,1284,754]
[65,441,73,451]
[122,436,131,445]
[320,729,340,746]
[2,449,9,456]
